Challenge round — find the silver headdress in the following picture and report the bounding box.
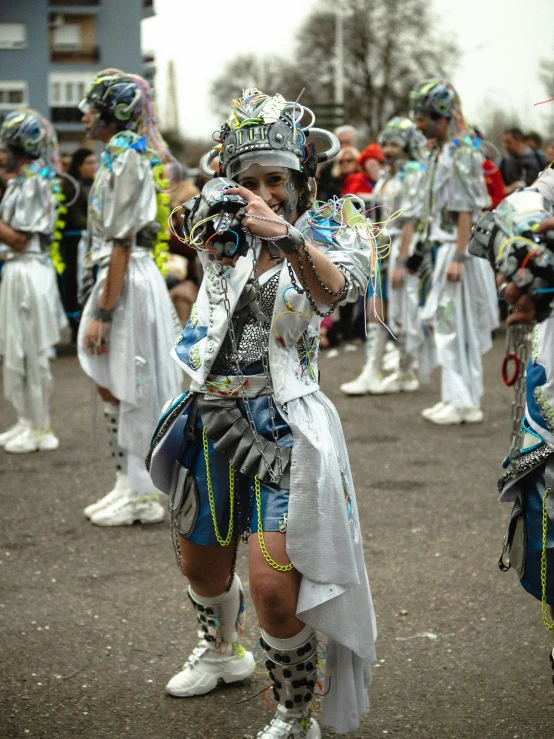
[200,88,340,180]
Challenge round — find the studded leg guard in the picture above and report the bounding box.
[189,573,245,646]
[256,625,321,739]
[103,401,127,475]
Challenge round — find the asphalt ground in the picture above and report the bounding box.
[1,333,553,739]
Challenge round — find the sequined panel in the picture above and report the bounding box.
[212,273,280,372]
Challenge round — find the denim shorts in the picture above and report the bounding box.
[180,393,293,546]
[520,463,554,605]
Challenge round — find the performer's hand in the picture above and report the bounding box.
[85,320,110,355]
[391,267,405,289]
[498,277,536,325]
[446,261,464,283]
[225,186,288,240]
[534,216,554,234]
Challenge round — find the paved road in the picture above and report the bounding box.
[1,335,552,739]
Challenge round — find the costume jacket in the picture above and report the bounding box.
[171,205,377,733]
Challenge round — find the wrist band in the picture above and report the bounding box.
[93,306,114,323]
[277,223,305,255]
[452,253,468,264]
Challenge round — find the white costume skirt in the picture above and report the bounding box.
[420,243,498,408]
[78,253,183,492]
[284,391,376,733]
[0,255,67,428]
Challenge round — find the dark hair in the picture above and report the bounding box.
[292,170,315,217]
[526,130,543,148]
[68,147,94,179]
[504,127,525,141]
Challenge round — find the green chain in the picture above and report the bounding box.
[254,476,294,572]
[540,488,554,631]
[202,427,234,546]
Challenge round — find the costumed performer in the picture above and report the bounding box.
[78,69,182,526]
[0,110,67,453]
[147,89,377,737]
[410,78,498,425]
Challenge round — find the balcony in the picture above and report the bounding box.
[50,45,99,63]
[51,107,84,124]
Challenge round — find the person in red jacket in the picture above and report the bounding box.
[342,142,384,199]
[482,158,505,209]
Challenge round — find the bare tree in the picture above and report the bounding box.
[210,54,310,122]
[210,0,459,137]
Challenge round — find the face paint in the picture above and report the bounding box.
[283,168,299,224]
[237,163,300,224]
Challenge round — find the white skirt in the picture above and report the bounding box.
[78,253,183,492]
[284,391,376,733]
[0,255,67,427]
[421,244,499,407]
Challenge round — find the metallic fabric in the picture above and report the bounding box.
[212,272,279,372]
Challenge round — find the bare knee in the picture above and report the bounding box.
[250,573,298,624]
[96,385,118,403]
[177,537,235,597]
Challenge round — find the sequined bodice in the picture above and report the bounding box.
[212,272,280,372]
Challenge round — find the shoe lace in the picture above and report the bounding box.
[257,710,309,738]
[183,641,210,669]
[183,634,244,669]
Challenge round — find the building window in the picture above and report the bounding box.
[53,23,81,50]
[0,82,28,109]
[49,72,93,108]
[49,13,98,63]
[0,23,27,49]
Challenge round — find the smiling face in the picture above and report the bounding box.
[237,163,300,224]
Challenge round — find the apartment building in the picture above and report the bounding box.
[0,0,155,152]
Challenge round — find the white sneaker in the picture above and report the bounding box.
[421,401,447,419]
[83,472,129,519]
[340,365,388,395]
[424,403,463,425]
[379,370,420,394]
[257,708,320,739]
[383,347,400,372]
[460,407,484,424]
[4,428,59,453]
[90,493,165,526]
[0,419,31,447]
[166,639,255,697]
[423,404,484,426]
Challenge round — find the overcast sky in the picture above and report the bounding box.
[142,0,554,141]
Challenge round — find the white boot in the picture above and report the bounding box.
[341,322,388,395]
[83,471,129,519]
[340,363,388,395]
[0,419,31,447]
[166,576,255,697]
[86,403,150,524]
[257,626,321,739]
